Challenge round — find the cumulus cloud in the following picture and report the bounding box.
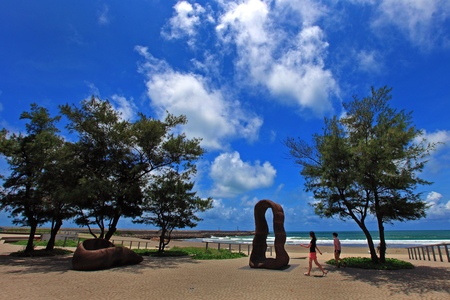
[414,129,450,173]
[425,191,450,219]
[216,0,338,115]
[135,46,263,150]
[110,94,138,121]
[210,151,276,197]
[162,1,213,47]
[373,0,450,49]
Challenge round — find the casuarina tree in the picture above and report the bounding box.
[134,168,213,252]
[285,86,436,263]
[0,104,63,252]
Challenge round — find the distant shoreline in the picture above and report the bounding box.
[0,226,255,240]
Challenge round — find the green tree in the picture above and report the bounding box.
[60,96,206,240]
[285,86,436,263]
[134,169,213,252]
[0,104,62,252]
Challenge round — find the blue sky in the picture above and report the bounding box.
[1,0,450,232]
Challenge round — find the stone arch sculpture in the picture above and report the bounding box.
[72,238,143,271]
[249,199,289,269]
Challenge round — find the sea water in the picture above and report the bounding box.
[200,230,450,248]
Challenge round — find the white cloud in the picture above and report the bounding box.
[356,50,383,73]
[136,46,263,150]
[240,195,259,207]
[199,198,253,222]
[415,129,450,148]
[210,151,276,197]
[216,0,338,115]
[373,0,450,49]
[162,1,213,47]
[414,129,450,173]
[425,191,450,219]
[110,94,138,121]
[98,4,110,25]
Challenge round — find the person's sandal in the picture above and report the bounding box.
[322,272,327,277]
[304,273,310,276]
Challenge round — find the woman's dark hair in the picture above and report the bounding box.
[309,231,316,241]
[333,232,338,237]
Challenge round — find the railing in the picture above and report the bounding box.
[202,241,272,256]
[407,243,450,263]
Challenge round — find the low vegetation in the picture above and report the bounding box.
[133,246,247,260]
[9,248,72,257]
[325,257,414,270]
[12,240,82,248]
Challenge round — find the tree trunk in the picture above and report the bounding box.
[159,227,166,252]
[374,192,386,263]
[46,218,63,251]
[360,224,379,263]
[26,220,37,253]
[104,215,120,241]
[376,214,386,263]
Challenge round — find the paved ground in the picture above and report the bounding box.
[0,237,449,299]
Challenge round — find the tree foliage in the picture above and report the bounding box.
[285,86,436,263]
[0,104,63,252]
[134,169,213,252]
[60,96,208,240]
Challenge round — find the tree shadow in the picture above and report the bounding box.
[0,254,201,275]
[0,254,73,274]
[337,265,450,297]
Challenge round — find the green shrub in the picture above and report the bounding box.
[325,257,414,270]
[9,248,73,257]
[133,246,247,260]
[12,239,83,247]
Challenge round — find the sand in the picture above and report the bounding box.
[0,235,449,299]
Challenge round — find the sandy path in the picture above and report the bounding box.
[1,238,449,299]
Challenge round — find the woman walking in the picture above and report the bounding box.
[300,231,327,276]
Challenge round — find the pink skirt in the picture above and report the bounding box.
[309,252,317,259]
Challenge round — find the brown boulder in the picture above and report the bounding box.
[249,199,289,269]
[72,238,143,271]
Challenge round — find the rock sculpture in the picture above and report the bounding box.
[249,199,289,269]
[72,238,143,271]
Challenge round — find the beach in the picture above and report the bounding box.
[1,235,449,299]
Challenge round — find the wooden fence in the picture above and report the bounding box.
[407,243,450,263]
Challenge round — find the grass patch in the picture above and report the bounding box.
[133,246,247,260]
[9,248,73,257]
[325,257,414,270]
[12,239,83,248]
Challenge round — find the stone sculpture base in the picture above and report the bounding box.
[72,238,143,271]
[249,199,289,269]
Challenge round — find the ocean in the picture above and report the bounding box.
[199,230,450,248]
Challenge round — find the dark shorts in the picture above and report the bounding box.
[335,250,341,254]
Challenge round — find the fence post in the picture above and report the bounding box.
[205,242,208,251]
[63,237,67,247]
[138,242,140,249]
[407,248,411,259]
[121,240,124,246]
[445,245,450,263]
[239,244,241,254]
[431,246,436,261]
[77,238,81,247]
[438,245,443,262]
[218,243,220,251]
[229,244,232,253]
[145,242,148,249]
[130,241,133,249]
[248,244,250,255]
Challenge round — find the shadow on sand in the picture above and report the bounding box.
[0,254,200,275]
[336,265,450,297]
